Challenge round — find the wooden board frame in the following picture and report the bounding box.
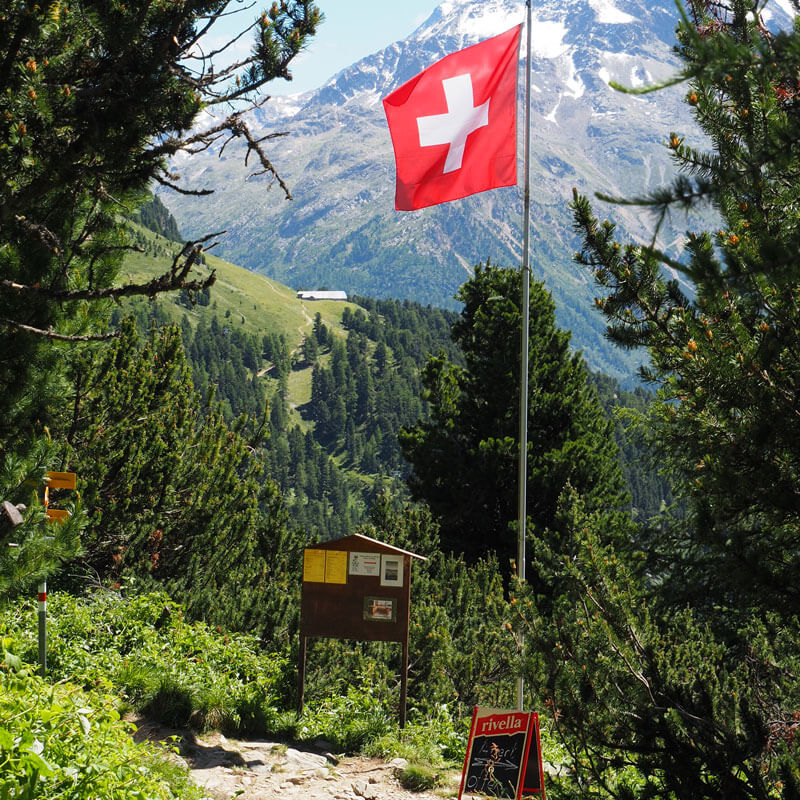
[298,534,425,727]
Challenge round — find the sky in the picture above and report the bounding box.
[213,1,442,96]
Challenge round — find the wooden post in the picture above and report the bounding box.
[297,635,307,715]
[400,638,409,728]
[399,553,411,728]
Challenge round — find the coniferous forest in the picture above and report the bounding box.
[2,2,800,799]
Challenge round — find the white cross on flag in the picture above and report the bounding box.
[383,25,521,211]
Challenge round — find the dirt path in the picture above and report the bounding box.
[133,720,462,800]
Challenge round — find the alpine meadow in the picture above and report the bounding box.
[2,1,800,800]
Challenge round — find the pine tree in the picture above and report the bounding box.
[56,319,298,638]
[523,1,800,796]
[517,489,800,800]
[0,1,319,597]
[572,0,800,619]
[400,263,630,580]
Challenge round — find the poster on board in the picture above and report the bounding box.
[302,549,326,583]
[349,552,381,576]
[303,549,348,584]
[324,550,348,584]
[380,554,403,586]
[363,596,396,622]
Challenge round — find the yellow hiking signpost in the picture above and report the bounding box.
[45,470,76,523]
[44,471,77,490]
[39,470,77,675]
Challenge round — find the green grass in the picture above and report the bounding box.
[287,365,314,420]
[1,591,289,736]
[0,664,205,800]
[397,764,439,791]
[122,221,357,348]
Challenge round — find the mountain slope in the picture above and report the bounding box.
[157,0,791,381]
[123,222,351,348]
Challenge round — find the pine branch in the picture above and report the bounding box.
[0,319,119,342]
[0,234,221,304]
[608,73,689,95]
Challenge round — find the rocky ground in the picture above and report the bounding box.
[133,719,464,800]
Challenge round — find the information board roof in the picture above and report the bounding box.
[311,533,427,561]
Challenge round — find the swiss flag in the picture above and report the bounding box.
[383,25,521,211]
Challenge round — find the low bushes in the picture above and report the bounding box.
[1,588,508,795]
[1,590,288,735]
[0,662,203,800]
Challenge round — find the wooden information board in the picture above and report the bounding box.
[298,534,425,726]
[459,707,545,799]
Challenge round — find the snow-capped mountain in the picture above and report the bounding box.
[158,0,792,380]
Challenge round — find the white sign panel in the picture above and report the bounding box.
[349,551,381,577]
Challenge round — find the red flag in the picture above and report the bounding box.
[383,25,521,211]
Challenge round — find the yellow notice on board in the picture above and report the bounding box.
[303,549,326,583]
[324,550,348,584]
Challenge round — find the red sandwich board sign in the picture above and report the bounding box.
[458,707,545,799]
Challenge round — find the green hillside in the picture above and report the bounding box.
[124,222,352,344]
[123,222,361,424]
[120,220,467,541]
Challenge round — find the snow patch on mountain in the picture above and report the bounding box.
[563,53,586,98]
[454,6,523,37]
[597,52,655,88]
[589,0,637,24]
[765,0,796,23]
[416,0,524,44]
[544,95,562,123]
[531,19,569,58]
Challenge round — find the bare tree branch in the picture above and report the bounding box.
[155,112,293,199]
[153,174,214,196]
[1,234,222,303]
[0,270,216,303]
[187,2,259,57]
[13,215,63,255]
[0,318,119,342]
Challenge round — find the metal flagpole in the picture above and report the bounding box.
[516,0,533,713]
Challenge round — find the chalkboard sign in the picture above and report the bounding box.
[459,708,545,799]
[521,719,544,797]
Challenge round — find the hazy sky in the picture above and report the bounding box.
[213,1,442,96]
[293,1,441,93]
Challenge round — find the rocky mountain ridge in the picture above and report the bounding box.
[160,0,793,380]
